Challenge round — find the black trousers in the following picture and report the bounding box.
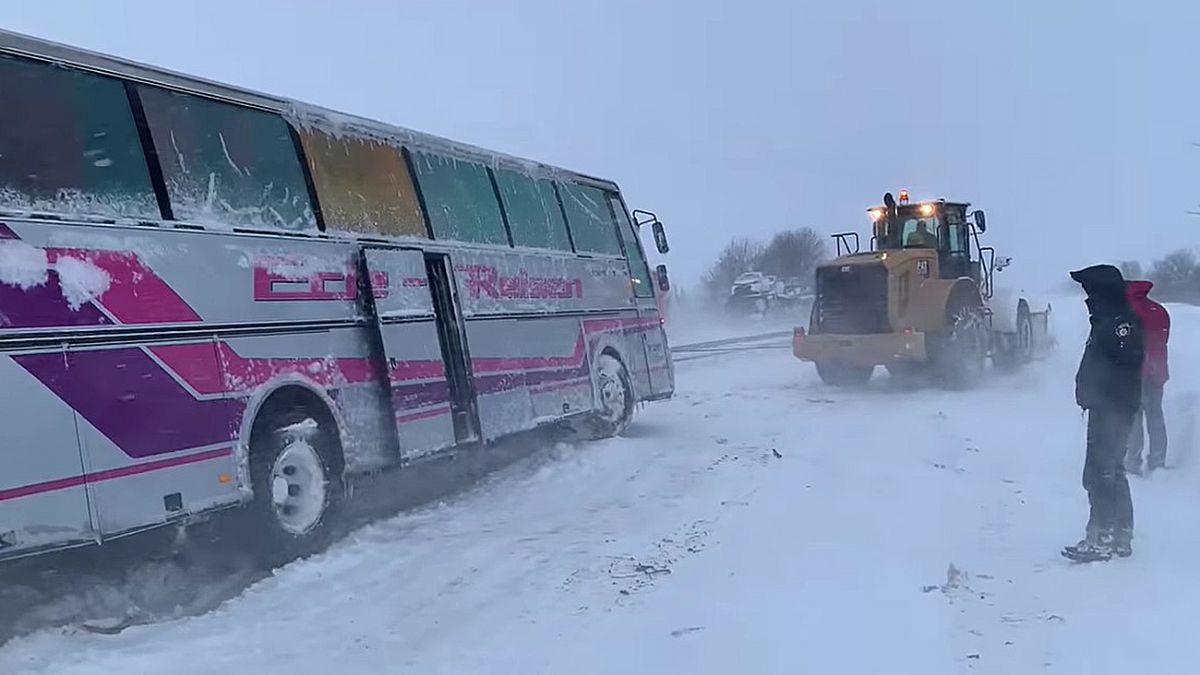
[1125,382,1167,470]
[1084,407,1136,539]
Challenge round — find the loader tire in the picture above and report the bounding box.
[934,304,987,389]
[815,361,874,387]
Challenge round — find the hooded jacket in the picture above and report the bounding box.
[1125,280,1169,386]
[1071,265,1144,411]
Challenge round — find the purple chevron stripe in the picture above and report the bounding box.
[14,349,244,459]
[0,274,112,329]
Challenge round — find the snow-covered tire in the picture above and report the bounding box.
[244,408,344,565]
[586,353,635,439]
[993,304,1033,373]
[885,362,924,388]
[815,361,874,387]
[934,304,987,389]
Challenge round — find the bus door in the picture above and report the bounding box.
[360,247,477,459]
[611,197,670,394]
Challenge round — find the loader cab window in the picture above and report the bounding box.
[940,210,974,279]
[901,217,939,249]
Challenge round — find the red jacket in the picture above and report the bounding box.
[1126,280,1169,385]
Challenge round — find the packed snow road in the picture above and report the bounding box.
[2,300,1199,674]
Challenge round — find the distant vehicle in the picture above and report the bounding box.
[726,271,780,315]
[0,30,674,565]
[793,191,1053,387]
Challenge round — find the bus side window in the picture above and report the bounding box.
[137,85,317,232]
[409,151,508,246]
[609,196,654,298]
[296,128,427,238]
[494,168,572,251]
[0,53,158,220]
[559,182,621,256]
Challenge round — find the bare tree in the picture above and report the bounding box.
[1149,249,1200,303]
[702,238,764,299]
[1119,260,1144,281]
[757,228,827,290]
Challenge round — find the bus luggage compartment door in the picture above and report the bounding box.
[360,248,475,457]
[0,350,96,557]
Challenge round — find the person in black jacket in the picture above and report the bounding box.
[1063,264,1145,561]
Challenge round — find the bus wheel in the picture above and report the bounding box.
[588,353,634,439]
[246,407,344,565]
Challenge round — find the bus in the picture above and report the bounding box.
[0,30,674,563]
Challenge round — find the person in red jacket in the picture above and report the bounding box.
[1124,280,1170,475]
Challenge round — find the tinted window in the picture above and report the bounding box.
[138,86,316,231]
[610,195,654,297]
[410,151,507,245]
[298,128,426,238]
[0,54,157,219]
[560,182,620,255]
[494,168,571,251]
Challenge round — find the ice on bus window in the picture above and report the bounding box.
[410,151,508,246]
[560,182,621,255]
[297,128,427,238]
[610,195,654,297]
[0,54,158,219]
[493,168,572,251]
[137,86,316,232]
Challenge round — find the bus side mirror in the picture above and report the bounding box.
[973,209,987,232]
[655,264,670,292]
[652,221,669,254]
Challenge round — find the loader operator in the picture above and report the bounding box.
[904,220,938,248]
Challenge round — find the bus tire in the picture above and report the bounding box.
[245,403,345,566]
[587,352,635,439]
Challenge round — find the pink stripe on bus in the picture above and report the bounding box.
[0,447,233,503]
[396,406,452,424]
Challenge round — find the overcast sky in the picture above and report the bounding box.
[3,0,1197,291]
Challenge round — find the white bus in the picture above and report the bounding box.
[0,30,674,563]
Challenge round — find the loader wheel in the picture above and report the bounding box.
[815,361,874,387]
[935,305,987,389]
[994,305,1033,372]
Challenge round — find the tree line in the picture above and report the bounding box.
[1120,249,1200,304]
[700,228,827,299]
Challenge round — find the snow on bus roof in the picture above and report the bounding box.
[0,28,619,192]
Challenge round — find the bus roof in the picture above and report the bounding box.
[0,28,620,192]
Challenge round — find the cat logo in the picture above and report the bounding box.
[1116,322,1132,338]
[916,259,930,278]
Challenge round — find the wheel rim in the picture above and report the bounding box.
[270,439,328,536]
[950,309,986,376]
[596,359,629,424]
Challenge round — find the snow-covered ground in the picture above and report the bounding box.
[2,299,1200,674]
[665,304,807,346]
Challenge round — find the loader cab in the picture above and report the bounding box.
[870,199,978,282]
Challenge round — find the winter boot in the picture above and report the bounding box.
[1112,529,1133,558]
[1062,532,1113,562]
